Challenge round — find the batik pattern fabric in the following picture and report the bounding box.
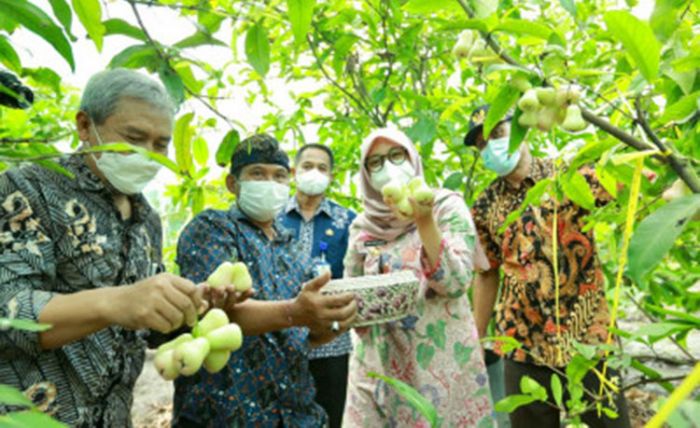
[0,156,162,427]
[174,206,326,427]
[472,157,613,366]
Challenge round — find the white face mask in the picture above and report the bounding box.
[91,122,162,195]
[370,161,414,191]
[238,180,290,222]
[296,168,330,196]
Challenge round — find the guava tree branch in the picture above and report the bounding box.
[306,33,384,126]
[634,98,700,193]
[127,0,235,129]
[0,131,73,144]
[453,0,700,193]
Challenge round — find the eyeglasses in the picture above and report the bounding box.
[365,147,409,173]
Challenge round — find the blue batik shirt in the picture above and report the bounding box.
[173,205,326,427]
[279,197,356,360]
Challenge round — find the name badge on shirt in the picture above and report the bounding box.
[364,239,387,248]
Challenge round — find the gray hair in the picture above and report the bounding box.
[79,68,175,124]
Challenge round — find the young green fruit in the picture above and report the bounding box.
[517,89,540,112]
[382,181,406,202]
[411,183,434,204]
[662,179,692,202]
[174,337,211,376]
[207,261,235,288]
[537,107,558,132]
[452,39,471,58]
[396,198,414,218]
[154,349,179,381]
[407,177,424,194]
[535,87,557,106]
[230,262,252,292]
[194,308,229,337]
[205,323,243,351]
[203,350,231,374]
[510,75,532,92]
[518,110,538,127]
[156,333,193,356]
[561,105,586,132]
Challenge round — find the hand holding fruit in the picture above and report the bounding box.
[202,261,255,311]
[105,273,206,334]
[382,177,435,221]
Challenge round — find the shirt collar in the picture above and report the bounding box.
[285,195,332,218]
[62,155,107,192]
[229,204,292,243]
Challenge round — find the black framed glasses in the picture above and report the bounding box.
[365,147,409,173]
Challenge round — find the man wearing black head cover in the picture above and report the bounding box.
[0,70,34,109]
[172,134,358,427]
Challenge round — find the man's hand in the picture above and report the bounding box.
[104,273,206,333]
[291,271,358,342]
[202,283,255,313]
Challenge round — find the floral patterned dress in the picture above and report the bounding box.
[342,191,494,428]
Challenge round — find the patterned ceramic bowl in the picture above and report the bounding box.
[322,270,420,327]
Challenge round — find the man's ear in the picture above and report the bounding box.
[226,174,238,195]
[76,111,93,144]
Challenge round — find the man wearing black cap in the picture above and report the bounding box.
[172,134,358,427]
[466,106,630,428]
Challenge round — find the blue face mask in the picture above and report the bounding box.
[481,137,521,176]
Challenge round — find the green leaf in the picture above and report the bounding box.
[561,172,595,210]
[0,35,22,72]
[403,0,460,14]
[48,0,75,40]
[0,0,75,71]
[498,179,553,233]
[484,85,519,138]
[672,55,700,73]
[216,129,240,167]
[650,0,682,42]
[494,394,539,413]
[367,372,440,427]
[193,136,209,167]
[628,194,700,284]
[108,44,158,69]
[0,410,68,427]
[472,0,498,18]
[481,335,523,353]
[603,11,660,82]
[158,65,185,106]
[633,322,687,341]
[173,112,195,175]
[0,385,33,407]
[559,0,577,19]
[288,0,315,46]
[520,376,547,401]
[658,91,700,124]
[566,354,596,384]
[494,19,552,39]
[630,359,674,393]
[443,172,464,190]
[551,374,563,407]
[173,31,227,49]
[72,0,105,52]
[103,18,147,41]
[245,22,270,77]
[508,108,528,154]
[416,343,435,369]
[0,318,52,332]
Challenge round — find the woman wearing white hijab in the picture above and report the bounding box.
[342,127,493,427]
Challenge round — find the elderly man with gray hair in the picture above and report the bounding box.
[0,68,204,426]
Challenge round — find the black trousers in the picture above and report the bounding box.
[504,359,631,428]
[308,354,349,428]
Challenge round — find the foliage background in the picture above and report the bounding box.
[1,0,699,425]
